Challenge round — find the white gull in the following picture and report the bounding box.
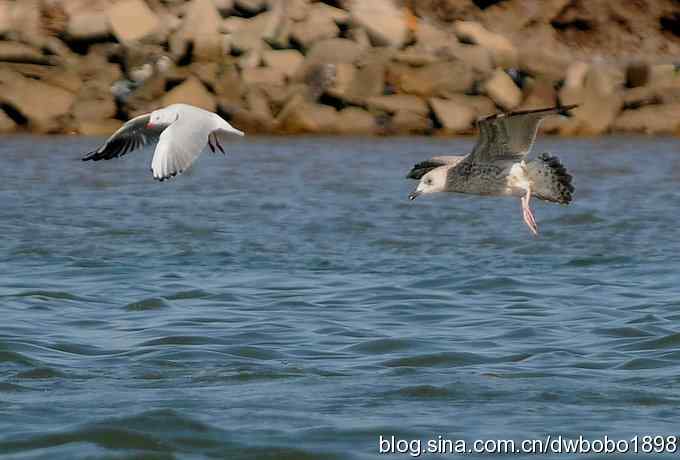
[82,103,244,181]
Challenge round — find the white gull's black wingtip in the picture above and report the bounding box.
[153,170,183,182]
[82,150,99,161]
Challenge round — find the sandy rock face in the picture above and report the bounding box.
[453,21,518,68]
[349,0,407,48]
[396,61,476,97]
[0,69,75,133]
[0,42,47,64]
[173,0,223,60]
[235,0,267,15]
[262,50,304,79]
[66,11,111,40]
[429,94,495,134]
[445,93,496,118]
[277,94,338,133]
[3,64,83,94]
[430,97,477,133]
[519,48,571,83]
[78,119,124,136]
[72,82,118,125]
[290,2,346,49]
[560,64,624,135]
[0,0,677,137]
[2,0,44,45]
[335,107,376,135]
[212,0,235,14]
[324,63,354,99]
[227,7,289,55]
[366,95,429,117]
[0,1,11,36]
[242,67,286,87]
[338,61,385,104]
[613,104,680,135]
[520,77,558,111]
[214,65,245,110]
[0,109,17,133]
[483,69,522,110]
[108,0,161,44]
[226,86,275,133]
[294,38,363,82]
[390,110,432,135]
[163,76,217,112]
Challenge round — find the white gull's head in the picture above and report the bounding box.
[148,107,180,128]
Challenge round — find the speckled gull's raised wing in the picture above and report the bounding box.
[468,105,577,163]
[406,155,466,180]
[81,114,168,161]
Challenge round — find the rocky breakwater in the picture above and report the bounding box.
[0,0,679,136]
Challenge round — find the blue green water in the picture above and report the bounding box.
[1,134,680,459]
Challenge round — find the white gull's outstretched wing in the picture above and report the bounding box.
[82,114,167,162]
[151,117,212,181]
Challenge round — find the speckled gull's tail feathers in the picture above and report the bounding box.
[529,154,574,205]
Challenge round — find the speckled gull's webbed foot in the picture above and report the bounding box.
[521,188,539,236]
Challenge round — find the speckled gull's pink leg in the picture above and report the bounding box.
[521,187,539,236]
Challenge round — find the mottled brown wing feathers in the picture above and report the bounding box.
[469,105,577,162]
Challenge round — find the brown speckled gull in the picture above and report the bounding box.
[407,106,576,236]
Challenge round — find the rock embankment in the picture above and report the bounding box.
[0,0,679,136]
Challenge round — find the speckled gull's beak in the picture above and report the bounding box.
[409,190,422,201]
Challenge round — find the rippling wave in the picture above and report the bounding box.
[1,135,680,459]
